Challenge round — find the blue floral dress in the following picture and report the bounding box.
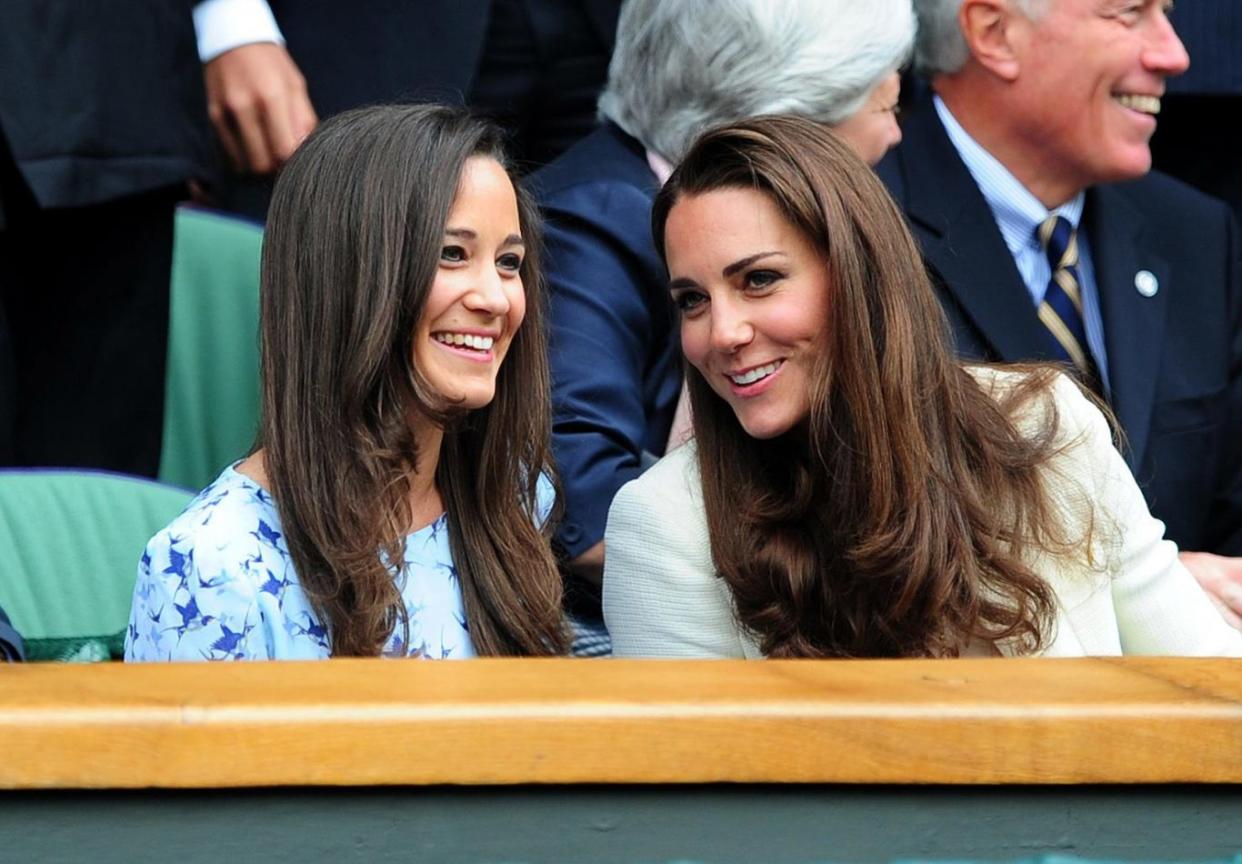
[125,464,549,661]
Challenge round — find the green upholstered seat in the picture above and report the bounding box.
[0,470,194,660]
[158,206,264,492]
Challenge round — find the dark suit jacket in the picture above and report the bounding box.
[530,122,681,559]
[877,98,1242,555]
[0,0,211,218]
[268,0,492,118]
[269,0,619,124]
[1169,0,1242,94]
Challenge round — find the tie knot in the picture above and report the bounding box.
[1037,215,1077,271]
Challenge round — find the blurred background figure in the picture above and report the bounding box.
[533,0,915,648]
[195,0,621,220]
[0,3,212,475]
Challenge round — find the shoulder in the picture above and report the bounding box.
[142,467,286,597]
[1101,170,1233,241]
[609,443,703,524]
[1111,169,1228,212]
[128,468,300,661]
[529,127,657,216]
[606,443,711,582]
[966,365,1105,445]
[604,442,749,658]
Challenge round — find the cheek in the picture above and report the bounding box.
[679,316,712,371]
[508,281,528,330]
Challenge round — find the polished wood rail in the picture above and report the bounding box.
[1,657,1239,789]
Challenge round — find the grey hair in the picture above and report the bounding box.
[914,0,1048,76]
[598,0,916,162]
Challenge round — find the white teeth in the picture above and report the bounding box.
[1115,94,1161,115]
[434,333,494,351]
[728,361,781,386]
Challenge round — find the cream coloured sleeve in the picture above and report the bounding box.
[1053,375,1242,656]
[602,457,751,658]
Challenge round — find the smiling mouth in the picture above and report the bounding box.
[1113,93,1161,115]
[727,360,783,387]
[433,331,495,352]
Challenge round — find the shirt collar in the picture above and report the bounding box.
[646,149,674,186]
[933,94,1084,255]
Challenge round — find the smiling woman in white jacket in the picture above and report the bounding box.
[603,116,1242,660]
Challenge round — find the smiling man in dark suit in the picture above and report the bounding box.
[878,0,1242,625]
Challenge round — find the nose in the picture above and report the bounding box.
[708,297,753,354]
[885,116,902,154]
[465,266,512,317]
[1143,8,1190,77]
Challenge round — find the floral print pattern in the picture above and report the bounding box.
[125,464,548,661]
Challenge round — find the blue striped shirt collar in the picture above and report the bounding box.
[933,95,1084,255]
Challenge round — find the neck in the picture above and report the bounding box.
[935,76,1081,210]
[407,413,445,531]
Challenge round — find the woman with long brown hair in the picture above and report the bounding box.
[127,104,567,660]
[603,115,1241,658]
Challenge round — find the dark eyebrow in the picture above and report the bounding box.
[722,251,783,277]
[445,227,524,248]
[668,277,700,292]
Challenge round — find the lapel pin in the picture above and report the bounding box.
[1134,270,1159,297]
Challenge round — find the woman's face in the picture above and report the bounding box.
[831,72,902,166]
[413,155,527,410]
[665,187,832,440]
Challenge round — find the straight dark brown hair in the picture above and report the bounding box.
[260,103,567,656]
[651,115,1086,657]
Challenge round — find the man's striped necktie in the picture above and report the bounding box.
[1036,215,1098,388]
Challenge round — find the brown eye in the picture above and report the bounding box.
[673,291,707,313]
[441,245,466,263]
[745,269,781,290]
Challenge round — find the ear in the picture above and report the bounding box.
[959,0,1025,82]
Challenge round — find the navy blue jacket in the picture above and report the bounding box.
[530,123,681,558]
[1169,1,1242,94]
[877,98,1242,555]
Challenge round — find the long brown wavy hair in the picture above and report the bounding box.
[260,104,567,656]
[651,115,1087,657]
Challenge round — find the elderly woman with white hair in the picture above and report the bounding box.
[531,0,915,652]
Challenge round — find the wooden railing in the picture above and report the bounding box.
[2,657,1240,789]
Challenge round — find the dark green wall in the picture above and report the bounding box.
[1,785,1239,864]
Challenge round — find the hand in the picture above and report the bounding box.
[203,42,318,175]
[1179,551,1242,630]
[570,540,605,589]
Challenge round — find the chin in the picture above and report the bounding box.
[1095,144,1154,184]
[736,414,796,441]
[458,387,497,411]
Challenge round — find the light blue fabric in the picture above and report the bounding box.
[933,95,1112,397]
[125,464,552,661]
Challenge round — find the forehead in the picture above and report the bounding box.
[668,187,790,237]
[448,156,518,214]
[664,186,820,265]
[1042,0,1170,20]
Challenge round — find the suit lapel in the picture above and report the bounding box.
[896,104,1062,364]
[1084,186,1169,471]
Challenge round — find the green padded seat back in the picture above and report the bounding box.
[158,205,264,491]
[0,470,194,655]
